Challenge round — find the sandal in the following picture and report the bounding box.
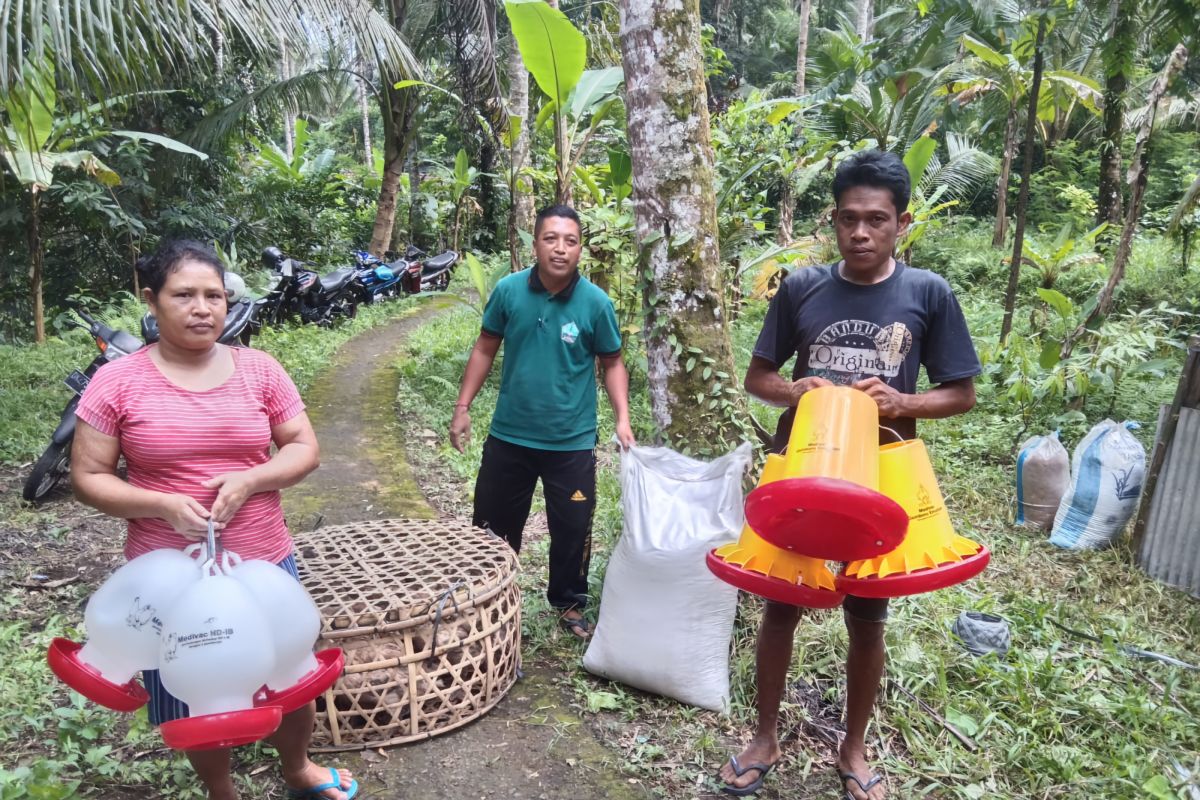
[838,770,884,800]
[285,767,358,800]
[720,755,775,796]
[559,612,592,640]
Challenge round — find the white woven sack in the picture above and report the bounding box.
[1050,420,1146,550]
[583,442,752,712]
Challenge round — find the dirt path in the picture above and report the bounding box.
[282,309,653,800]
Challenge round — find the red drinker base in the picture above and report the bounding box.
[46,638,150,712]
[160,705,284,751]
[744,477,909,562]
[706,550,845,609]
[835,545,992,599]
[253,649,345,714]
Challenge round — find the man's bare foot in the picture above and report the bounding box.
[717,736,781,794]
[837,746,885,800]
[282,762,356,800]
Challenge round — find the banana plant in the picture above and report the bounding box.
[1,60,206,342]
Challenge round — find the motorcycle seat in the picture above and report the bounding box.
[320,268,356,293]
[422,252,457,275]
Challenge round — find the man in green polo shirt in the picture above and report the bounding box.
[450,204,636,639]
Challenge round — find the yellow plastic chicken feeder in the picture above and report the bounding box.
[836,439,990,598]
[706,454,845,608]
[744,386,908,562]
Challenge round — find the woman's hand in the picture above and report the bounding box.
[159,493,216,538]
[203,471,258,524]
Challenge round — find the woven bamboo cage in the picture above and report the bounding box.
[294,518,521,751]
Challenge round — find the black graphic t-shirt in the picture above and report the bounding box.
[753,261,981,445]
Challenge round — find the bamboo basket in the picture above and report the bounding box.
[294,518,521,751]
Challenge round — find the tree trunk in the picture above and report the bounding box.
[544,0,571,205]
[507,30,535,270]
[854,0,873,41]
[370,0,419,256]
[1096,0,1134,226]
[619,0,748,453]
[358,62,373,167]
[795,0,812,95]
[999,9,1047,345]
[992,99,1019,248]
[1062,44,1188,359]
[279,32,295,162]
[777,181,794,245]
[29,190,45,344]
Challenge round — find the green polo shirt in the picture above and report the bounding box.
[481,267,622,451]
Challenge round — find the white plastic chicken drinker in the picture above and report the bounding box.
[226,553,345,716]
[47,547,203,712]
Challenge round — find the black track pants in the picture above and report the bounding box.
[472,435,596,611]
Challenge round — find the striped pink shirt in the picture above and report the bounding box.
[76,346,305,563]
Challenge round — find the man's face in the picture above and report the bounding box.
[833,185,911,277]
[533,215,583,281]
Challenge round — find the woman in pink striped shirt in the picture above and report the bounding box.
[72,240,355,800]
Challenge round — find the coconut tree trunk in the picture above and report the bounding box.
[1096,0,1134,226]
[358,62,373,167]
[854,0,873,41]
[619,0,747,452]
[369,0,419,256]
[795,0,812,95]
[28,190,45,344]
[992,98,1019,248]
[279,33,295,162]
[999,9,1048,345]
[507,31,535,269]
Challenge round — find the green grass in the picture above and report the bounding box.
[393,300,1200,799]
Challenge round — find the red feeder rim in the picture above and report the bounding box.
[745,477,908,562]
[46,638,149,713]
[706,550,845,609]
[836,545,991,599]
[160,705,283,751]
[253,649,345,714]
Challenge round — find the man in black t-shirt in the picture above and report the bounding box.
[718,151,981,799]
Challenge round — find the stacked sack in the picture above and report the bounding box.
[1050,420,1146,550]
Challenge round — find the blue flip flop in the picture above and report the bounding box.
[286,767,359,800]
[720,754,776,796]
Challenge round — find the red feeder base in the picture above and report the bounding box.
[161,705,283,751]
[253,649,345,714]
[836,545,991,599]
[46,638,149,713]
[706,550,845,609]
[745,477,909,562]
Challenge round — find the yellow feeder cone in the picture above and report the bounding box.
[707,455,844,608]
[744,386,908,561]
[836,439,990,598]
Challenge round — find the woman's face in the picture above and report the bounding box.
[145,260,227,350]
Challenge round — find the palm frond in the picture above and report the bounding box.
[920,132,999,200]
[2,0,420,93]
[183,69,349,152]
[1168,171,1200,234]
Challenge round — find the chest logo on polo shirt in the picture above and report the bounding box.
[561,321,580,344]
[807,319,912,383]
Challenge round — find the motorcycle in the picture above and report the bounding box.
[257,247,365,326]
[22,309,143,502]
[403,245,458,296]
[351,250,408,304]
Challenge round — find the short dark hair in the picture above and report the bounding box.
[534,204,582,237]
[831,150,911,215]
[136,239,224,295]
